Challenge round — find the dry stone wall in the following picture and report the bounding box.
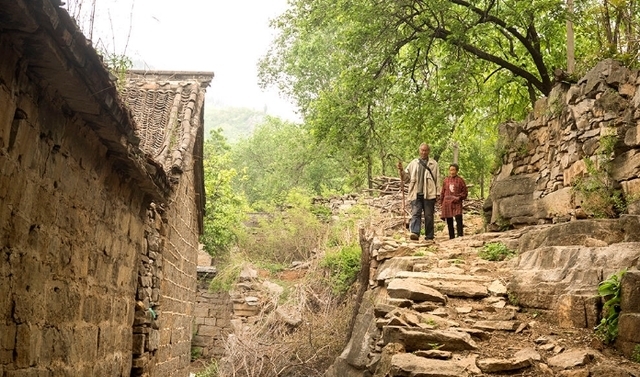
[487,59,640,227]
[619,271,640,359]
[192,267,232,359]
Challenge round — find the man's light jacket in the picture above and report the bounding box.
[403,158,441,200]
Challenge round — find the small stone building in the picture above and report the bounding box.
[0,1,212,376]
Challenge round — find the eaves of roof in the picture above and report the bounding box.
[0,0,172,203]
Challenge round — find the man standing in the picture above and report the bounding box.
[440,163,468,239]
[397,143,440,241]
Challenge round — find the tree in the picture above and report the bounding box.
[230,116,348,206]
[260,0,565,189]
[203,106,267,143]
[201,128,249,256]
[574,0,640,69]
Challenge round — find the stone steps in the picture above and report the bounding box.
[364,234,640,376]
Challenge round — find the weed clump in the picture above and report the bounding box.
[478,242,516,261]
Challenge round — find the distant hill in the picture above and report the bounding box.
[203,106,266,143]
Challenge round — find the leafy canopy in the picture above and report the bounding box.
[259,0,640,190]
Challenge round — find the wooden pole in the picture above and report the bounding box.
[453,142,459,164]
[567,0,575,74]
[397,163,407,228]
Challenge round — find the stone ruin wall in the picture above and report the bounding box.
[487,59,640,228]
[192,265,232,360]
[619,271,640,359]
[0,35,145,375]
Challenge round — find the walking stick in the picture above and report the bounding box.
[397,162,407,229]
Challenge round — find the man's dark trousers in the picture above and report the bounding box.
[410,194,436,240]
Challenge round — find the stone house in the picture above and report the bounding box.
[0,1,212,376]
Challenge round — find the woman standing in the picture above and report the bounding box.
[440,163,468,239]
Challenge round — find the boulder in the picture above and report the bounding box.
[547,349,595,369]
[387,278,446,303]
[382,326,478,351]
[390,353,467,376]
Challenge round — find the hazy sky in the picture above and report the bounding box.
[78,0,298,121]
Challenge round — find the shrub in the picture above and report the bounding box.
[321,244,361,294]
[632,344,640,363]
[208,257,244,293]
[595,269,626,344]
[191,346,203,362]
[572,145,625,218]
[240,205,328,264]
[195,360,219,377]
[478,242,516,261]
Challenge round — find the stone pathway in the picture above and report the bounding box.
[362,233,640,377]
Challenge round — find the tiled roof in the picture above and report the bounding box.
[123,70,214,234]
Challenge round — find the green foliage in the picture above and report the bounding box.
[195,360,219,377]
[239,191,329,264]
[208,259,243,293]
[632,345,640,363]
[100,51,132,92]
[508,292,520,307]
[230,116,348,205]
[595,269,626,344]
[572,1,640,73]
[191,347,203,362]
[201,129,249,257]
[423,318,438,328]
[573,157,625,219]
[599,133,618,157]
[259,0,574,191]
[428,343,443,350]
[256,260,286,275]
[321,243,361,294]
[478,242,516,261]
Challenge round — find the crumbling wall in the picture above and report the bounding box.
[192,267,232,359]
[486,59,640,228]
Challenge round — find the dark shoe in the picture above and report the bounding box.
[410,233,420,240]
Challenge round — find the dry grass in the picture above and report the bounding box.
[216,277,356,377]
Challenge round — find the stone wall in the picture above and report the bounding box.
[0,33,147,375]
[151,155,202,376]
[486,59,640,227]
[618,270,640,359]
[0,2,209,376]
[192,267,232,359]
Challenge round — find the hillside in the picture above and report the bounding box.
[192,189,640,376]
